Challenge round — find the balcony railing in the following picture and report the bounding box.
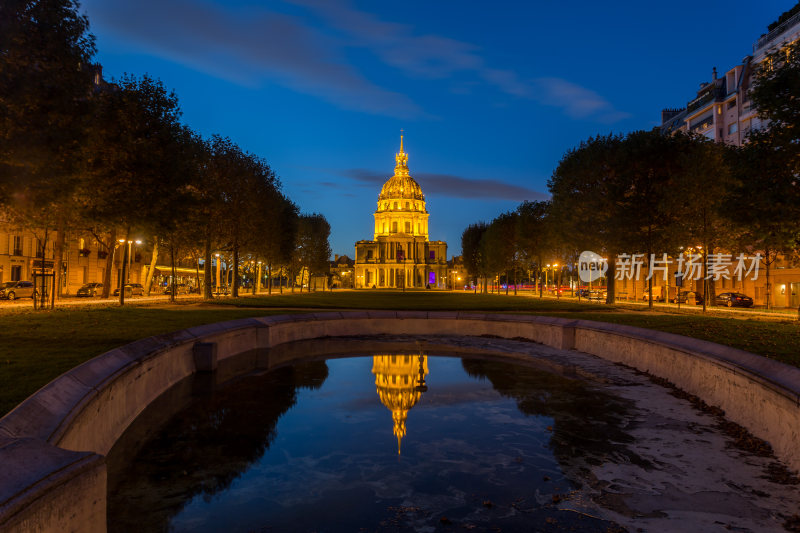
[686,91,715,114]
[754,10,800,53]
[690,115,714,131]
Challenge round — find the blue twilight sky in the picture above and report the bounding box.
[80,0,793,257]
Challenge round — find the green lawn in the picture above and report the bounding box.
[0,290,798,417]
[0,306,289,417]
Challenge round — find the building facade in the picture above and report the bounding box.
[354,137,448,289]
[0,226,144,295]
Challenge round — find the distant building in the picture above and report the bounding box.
[354,137,447,289]
[330,254,354,288]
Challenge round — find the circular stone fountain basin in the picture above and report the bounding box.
[105,336,800,533]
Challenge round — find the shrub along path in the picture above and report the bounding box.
[0,290,797,417]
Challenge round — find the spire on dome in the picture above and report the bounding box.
[395,132,409,177]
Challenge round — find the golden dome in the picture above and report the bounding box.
[378,135,425,202]
[372,354,429,454]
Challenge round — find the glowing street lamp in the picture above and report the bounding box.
[215,253,221,294]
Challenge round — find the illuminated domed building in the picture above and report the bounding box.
[372,354,429,454]
[354,136,448,289]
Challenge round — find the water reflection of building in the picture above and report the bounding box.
[371,354,428,454]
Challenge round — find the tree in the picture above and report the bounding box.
[482,211,518,295]
[80,74,190,303]
[516,201,551,297]
[664,135,737,311]
[293,214,332,292]
[746,40,800,312]
[461,222,488,293]
[254,193,298,295]
[549,134,626,304]
[1,0,97,301]
[727,132,799,309]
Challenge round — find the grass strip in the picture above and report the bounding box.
[1,291,797,417]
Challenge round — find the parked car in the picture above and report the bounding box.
[76,282,104,297]
[113,283,144,297]
[641,286,666,302]
[163,283,190,295]
[672,290,704,305]
[714,292,754,308]
[589,289,607,301]
[0,281,37,300]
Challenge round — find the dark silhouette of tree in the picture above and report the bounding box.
[516,201,552,298]
[1,0,97,300]
[294,213,332,292]
[482,211,519,294]
[461,222,489,293]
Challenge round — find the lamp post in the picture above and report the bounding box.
[215,253,221,295]
[128,240,141,284]
[553,263,560,299]
[545,264,550,294]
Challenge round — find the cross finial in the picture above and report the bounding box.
[399,129,404,152]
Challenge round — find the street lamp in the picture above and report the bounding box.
[553,263,560,299]
[545,264,551,293]
[117,238,141,286]
[215,253,221,294]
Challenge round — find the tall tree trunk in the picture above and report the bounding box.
[606,255,616,305]
[119,227,130,306]
[765,250,772,310]
[268,262,273,295]
[170,241,177,303]
[102,229,116,298]
[144,237,158,296]
[53,224,65,299]
[203,238,212,300]
[232,241,240,298]
[195,257,201,294]
[514,267,518,296]
[253,257,259,295]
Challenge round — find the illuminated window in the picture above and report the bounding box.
[393,202,398,209]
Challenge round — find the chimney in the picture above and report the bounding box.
[661,108,685,123]
[334,254,339,262]
[712,66,717,80]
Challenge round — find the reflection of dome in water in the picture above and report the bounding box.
[372,354,428,454]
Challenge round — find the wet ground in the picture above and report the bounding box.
[106,335,800,532]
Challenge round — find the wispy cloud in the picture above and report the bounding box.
[85,0,627,122]
[290,0,628,122]
[339,168,547,201]
[533,78,632,122]
[83,0,423,118]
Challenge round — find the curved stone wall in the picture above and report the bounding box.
[1,311,799,532]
